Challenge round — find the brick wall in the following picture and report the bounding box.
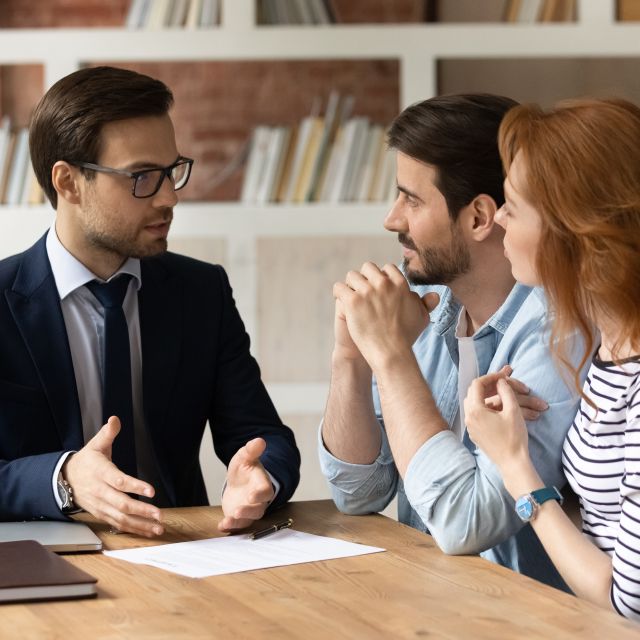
[1,1,404,201]
[0,0,128,27]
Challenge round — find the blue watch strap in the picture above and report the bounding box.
[530,486,563,507]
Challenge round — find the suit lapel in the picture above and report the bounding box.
[6,234,83,449]
[139,258,183,502]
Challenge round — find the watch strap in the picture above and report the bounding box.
[530,486,563,508]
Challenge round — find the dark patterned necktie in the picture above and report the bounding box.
[86,274,137,477]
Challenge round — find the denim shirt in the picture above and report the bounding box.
[319,283,585,591]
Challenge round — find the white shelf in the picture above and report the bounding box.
[1,1,637,105]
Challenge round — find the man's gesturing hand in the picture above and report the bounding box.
[219,438,275,533]
[64,416,163,538]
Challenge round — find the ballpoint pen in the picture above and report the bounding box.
[250,518,293,540]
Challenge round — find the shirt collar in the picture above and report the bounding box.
[46,226,142,301]
[429,282,533,339]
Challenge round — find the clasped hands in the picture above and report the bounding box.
[333,261,548,451]
[64,417,273,537]
[332,261,438,368]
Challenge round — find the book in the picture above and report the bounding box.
[19,154,35,205]
[125,0,149,28]
[199,0,219,27]
[168,0,189,27]
[145,0,171,29]
[436,0,507,23]
[185,0,203,29]
[0,540,97,603]
[556,0,576,21]
[316,95,354,200]
[343,118,370,201]
[0,131,16,204]
[308,0,333,24]
[371,146,396,203]
[619,0,640,21]
[255,126,291,204]
[5,127,29,205]
[274,126,298,202]
[328,116,368,202]
[503,0,522,21]
[366,130,389,202]
[355,124,385,202]
[291,117,324,202]
[539,0,575,21]
[294,0,315,25]
[517,0,544,22]
[305,90,341,201]
[0,116,12,198]
[259,0,276,25]
[241,126,272,203]
[539,0,559,22]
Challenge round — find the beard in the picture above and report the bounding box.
[401,229,471,286]
[86,227,169,259]
[82,200,172,260]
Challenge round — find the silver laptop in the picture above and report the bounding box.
[0,521,102,553]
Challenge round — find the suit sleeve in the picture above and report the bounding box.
[0,451,68,521]
[207,267,300,509]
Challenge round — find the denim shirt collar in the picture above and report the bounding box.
[431,282,533,341]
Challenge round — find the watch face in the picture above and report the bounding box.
[516,496,534,521]
[57,479,72,509]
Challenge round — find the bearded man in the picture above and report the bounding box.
[319,94,584,592]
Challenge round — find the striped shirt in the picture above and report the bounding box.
[562,354,640,621]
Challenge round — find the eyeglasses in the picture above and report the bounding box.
[72,157,194,198]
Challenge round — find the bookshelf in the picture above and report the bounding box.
[0,0,638,505]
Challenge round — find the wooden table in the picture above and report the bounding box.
[2,500,638,639]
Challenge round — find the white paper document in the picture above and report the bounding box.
[104,529,385,578]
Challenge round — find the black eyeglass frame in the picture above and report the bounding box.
[71,157,194,198]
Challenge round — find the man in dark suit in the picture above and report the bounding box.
[0,66,300,537]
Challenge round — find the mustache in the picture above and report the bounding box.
[398,233,417,251]
[150,209,173,224]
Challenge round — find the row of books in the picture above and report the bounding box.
[0,118,44,207]
[125,0,220,30]
[241,94,396,205]
[258,0,336,25]
[503,0,576,22]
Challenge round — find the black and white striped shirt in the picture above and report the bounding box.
[562,354,640,621]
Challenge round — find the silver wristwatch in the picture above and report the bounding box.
[57,472,76,513]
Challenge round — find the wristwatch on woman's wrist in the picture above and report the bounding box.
[515,486,563,522]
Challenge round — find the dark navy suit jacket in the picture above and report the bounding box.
[0,234,300,520]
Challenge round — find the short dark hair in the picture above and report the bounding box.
[387,93,518,219]
[29,66,174,208]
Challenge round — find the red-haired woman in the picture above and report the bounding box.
[464,98,640,620]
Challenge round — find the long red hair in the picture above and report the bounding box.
[498,98,640,391]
